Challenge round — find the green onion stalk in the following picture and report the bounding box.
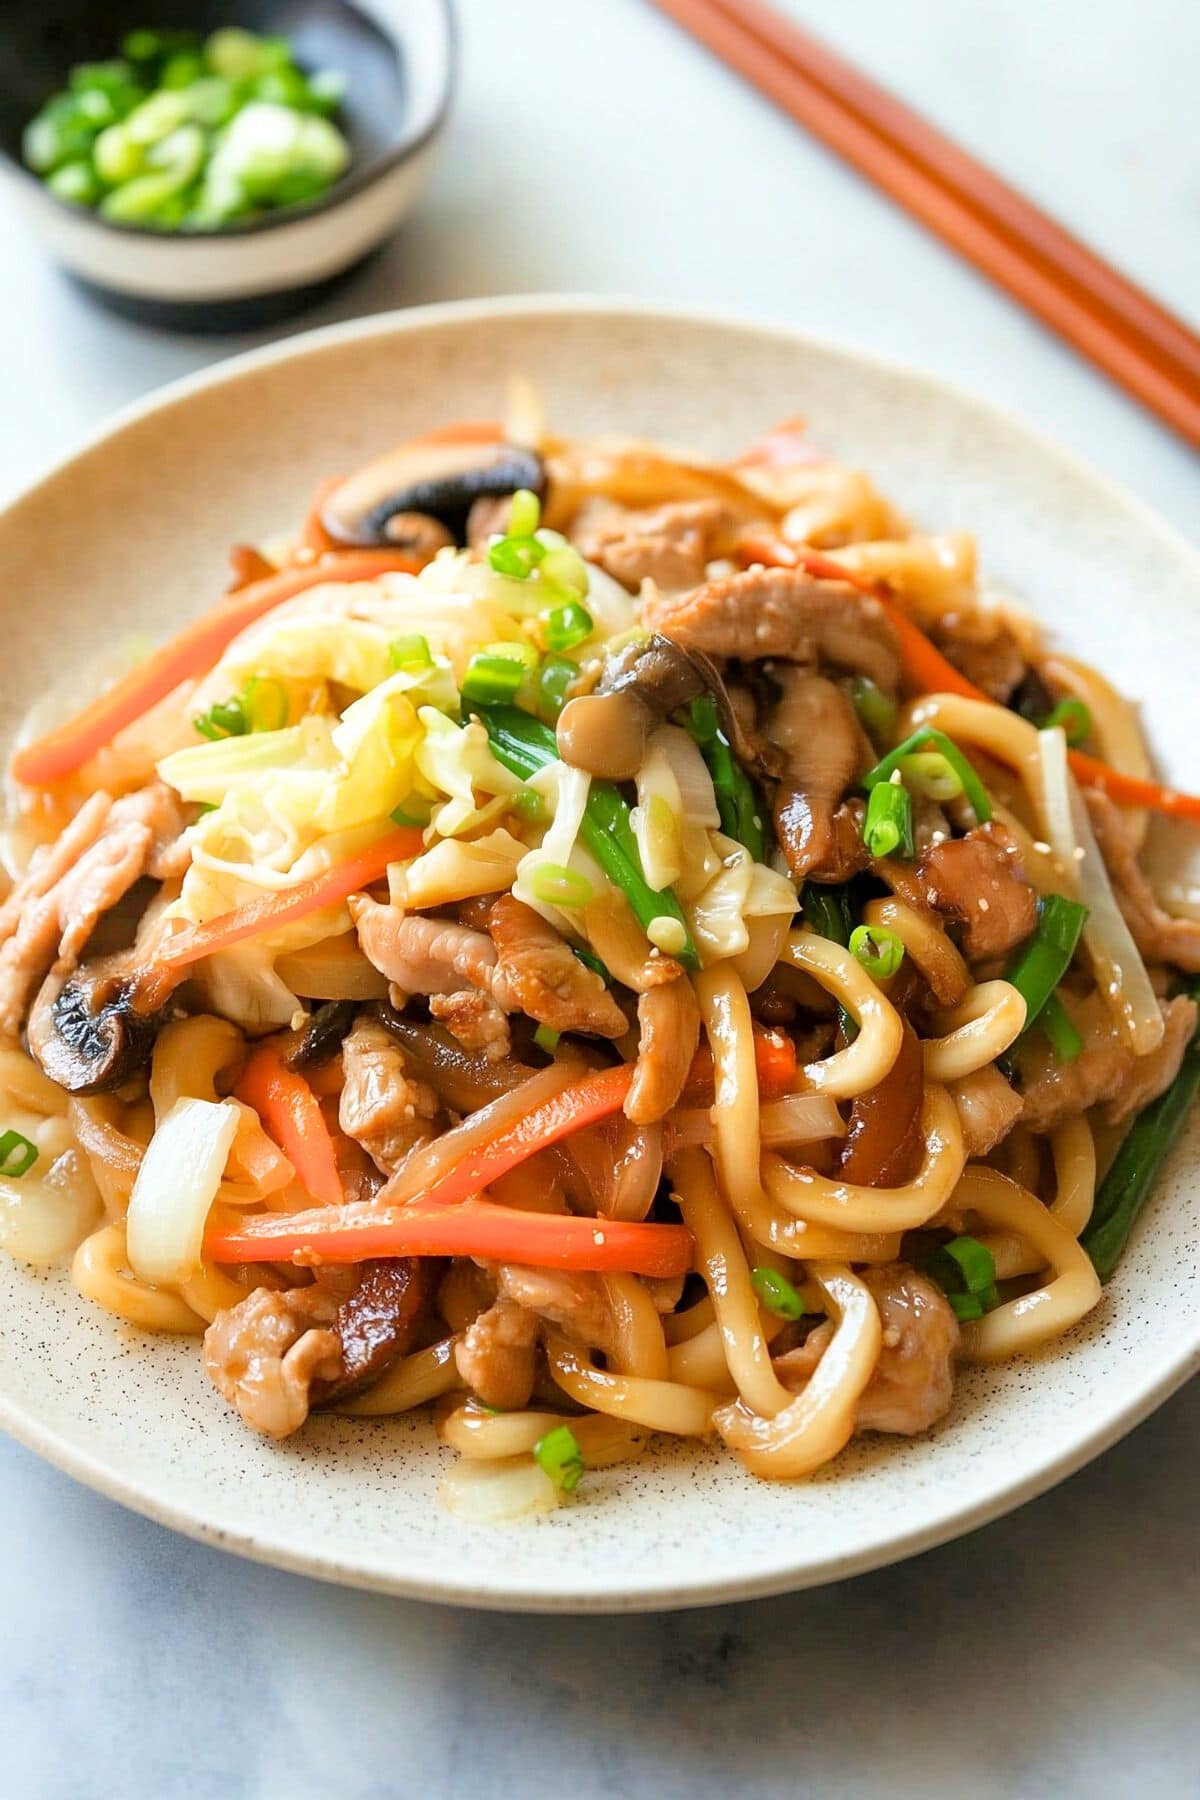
[478,705,699,968]
[685,697,767,863]
[1081,984,1200,1282]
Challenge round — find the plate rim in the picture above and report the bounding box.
[1,293,1197,1612]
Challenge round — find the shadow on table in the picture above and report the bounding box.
[6,1376,1198,1799]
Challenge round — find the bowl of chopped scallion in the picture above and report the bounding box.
[0,2,453,329]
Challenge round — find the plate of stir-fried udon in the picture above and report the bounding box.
[0,300,1196,1609]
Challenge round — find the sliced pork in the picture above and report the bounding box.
[918,822,1038,962]
[643,565,900,692]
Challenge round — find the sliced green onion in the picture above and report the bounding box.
[538,544,589,599]
[750,1265,805,1321]
[507,488,541,538]
[390,798,432,828]
[685,698,766,862]
[194,696,248,740]
[534,654,577,723]
[802,884,854,946]
[865,727,992,825]
[390,633,433,671]
[573,944,610,980]
[0,1130,39,1178]
[461,653,526,706]
[850,675,896,743]
[243,676,289,733]
[929,1235,1000,1319]
[1039,992,1083,1063]
[862,778,914,859]
[510,786,547,824]
[533,1024,561,1054]
[488,535,545,580]
[528,863,593,908]
[849,923,905,980]
[898,750,963,803]
[1004,893,1089,1031]
[533,1423,585,1493]
[1041,697,1092,747]
[687,693,720,746]
[1081,983,1200,1281]
[542,602,594,652]
[942,1235,996,1294]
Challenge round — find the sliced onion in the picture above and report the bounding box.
[440,1456,561,1523]
[652,725,720,828]
[0,1149,102,1266]
[1037,728,1163,1055]
[126,1098,240,1286]
[759,1094,846,1148]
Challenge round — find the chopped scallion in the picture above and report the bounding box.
[534,1423,586,1493]
[533,1024,561,1054]
[750,1265,805,1321]
[850,675,897,743]
[243,676,288,733]
[802,883,854,946]
[897,749,963,803]
[865,727,992,825]
[542,601,594,652]
[1039,991,1084,1062]
[194,695,248,740]
[390,798,432,828]
[1004,893,1089,1032]
[1041,697,1092,747]
[507,488,541,538]
[528,863,593,908]
[929,1234,1000,1319]
[849,923,905,980]
[510,786,547,823]
[862,778,914,859]
[488,534,546,580]
[0,1130,38,1178]
[461,652,527,706]
[390,633,433,671]
[534,654,577,723]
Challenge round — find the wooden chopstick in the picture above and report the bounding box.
[649,0,1200,449]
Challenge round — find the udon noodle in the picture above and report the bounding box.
[1,396,1196,1515]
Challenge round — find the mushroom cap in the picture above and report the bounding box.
[321,438,546,547]
[28,967,165,1095]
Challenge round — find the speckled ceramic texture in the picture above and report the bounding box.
[0,298,1196,1612]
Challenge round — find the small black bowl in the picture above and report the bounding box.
[0,0,454,330]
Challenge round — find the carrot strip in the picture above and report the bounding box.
[205,1198,692,1276]
[236,1044,344,1209]
[739,532,1200,822]
[402,1065,635,1210]
[157,827,423,972]
[682,1025,797,1104]
[10,550,423,787]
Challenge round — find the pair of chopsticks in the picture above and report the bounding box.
[650,0,1200,450]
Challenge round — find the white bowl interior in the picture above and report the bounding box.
[0,299,1196,1610]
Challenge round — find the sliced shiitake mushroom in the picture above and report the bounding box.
[311,1257,435,1406]
[282,999,359,1071]
[321,437,546,548]
[27,961,169,1095]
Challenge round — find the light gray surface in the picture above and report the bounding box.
[0,1,1196,1794]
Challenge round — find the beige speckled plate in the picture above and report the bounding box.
[0,298,1197,1612]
